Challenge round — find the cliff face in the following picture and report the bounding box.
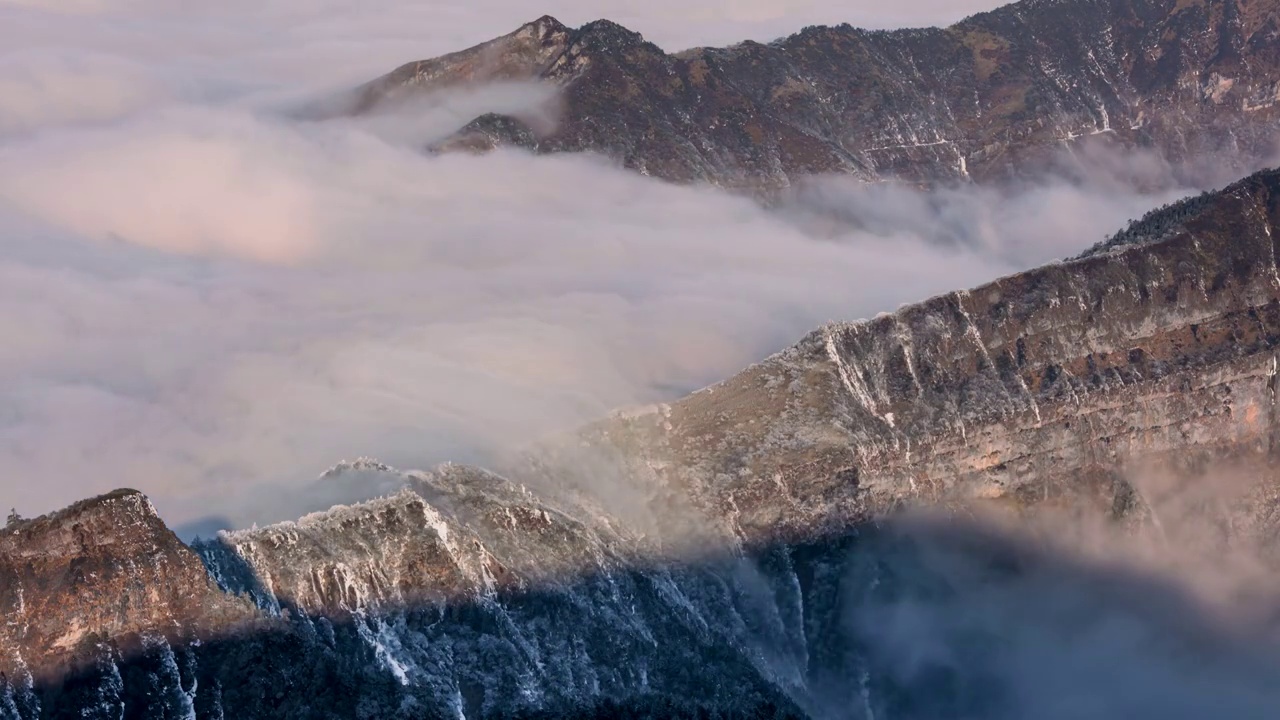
[347,0,1280,190]
[7,170,1280,717]
[0,490,258,685]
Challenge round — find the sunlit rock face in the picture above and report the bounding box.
[348,0,1280,190]
[7,165,1280,718]
[199,464,640,618]
[0,490,259,686]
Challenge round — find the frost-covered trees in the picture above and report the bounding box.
[1080,185,1221,258]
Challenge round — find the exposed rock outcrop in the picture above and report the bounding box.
[0,490,259,685]
[199,464,636,617]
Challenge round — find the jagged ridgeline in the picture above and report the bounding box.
[0,501,1063,720]
[6,160,1280,718]
[335,0,1280,190]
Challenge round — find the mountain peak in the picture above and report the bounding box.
[1,489,259,683]
[1082,165,1280,257]
[576,164,1280,540]
[2,488,154,541]
[318,456,394,479]
[574,18,646,46]
[520,14,568,37]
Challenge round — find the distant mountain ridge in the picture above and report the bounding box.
[340,0,1280,191]
[6,166,1280,718]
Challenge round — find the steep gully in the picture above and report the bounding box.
[6,164,1280,716]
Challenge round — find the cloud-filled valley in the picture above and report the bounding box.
[11,5,1280,720]
[0,0,1257,529]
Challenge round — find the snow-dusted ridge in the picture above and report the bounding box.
[196,457,643,623]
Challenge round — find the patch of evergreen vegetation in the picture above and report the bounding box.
[1075,167,1279,260]
[1077,188,1219,259]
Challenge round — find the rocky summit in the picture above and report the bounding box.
[6,162,1280,717]
[342,0,1280,191]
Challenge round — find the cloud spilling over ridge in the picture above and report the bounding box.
[0,0,1257,529]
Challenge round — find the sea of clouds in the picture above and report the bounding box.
[0,0,1245,528]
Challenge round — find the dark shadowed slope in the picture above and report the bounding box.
[11,506,1280,719]
[342,0,1280,191]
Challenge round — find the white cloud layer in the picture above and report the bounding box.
[0,0,1253,528]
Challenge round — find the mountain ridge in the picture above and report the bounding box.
[339,0,1280,191]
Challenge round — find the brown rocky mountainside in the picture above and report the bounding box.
[340,0,1280,191]
[6,169,1280,700]
[0,491,258,684]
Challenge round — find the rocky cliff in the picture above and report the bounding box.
[7,169,1280,717]
[199,463,639,618]
[0,491,259,686]
[343,0,1280,190]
